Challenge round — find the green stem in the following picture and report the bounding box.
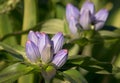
[82,30,95,56]
[21,0,37,46]
[82,44,93,56]
[18,0,37,83]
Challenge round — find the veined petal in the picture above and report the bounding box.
[38,33,53,63]
[95,9,109,30]
[28,31,38,46]
[36,31,42,38]
[52,49,68,69]
[26,40,40,63]
[95,9,108,21]
[66,3,80,22]
[69,18,78,34]
[51,32,64,54]
[40,43,53,63]
[38,32,52,53]
[80,1,94,15]
[79,9,91,30]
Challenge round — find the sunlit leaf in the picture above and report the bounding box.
[40,19,70,35]
[99,30,120,38]
[0,42,25,60]
[63,69,88,83]
[0,63,33,83]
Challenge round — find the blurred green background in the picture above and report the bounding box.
[0,0,120,83]
[0,0,120,44]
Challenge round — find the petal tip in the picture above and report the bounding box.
[63,49,68,53]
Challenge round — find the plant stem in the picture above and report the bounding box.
[21,0,37,46]
[18,0,37,83]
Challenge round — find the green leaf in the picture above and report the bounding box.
[0,14,17,45]
[68,44,80,56]
[63,69,88,83]
[0,42,25,60]
[72,38,89,46]
[40,19,70,35]
[0,63,33,83]
[92,37,120,62]
[113,66,120,79]
[98,30,120,38]
[65,56,112,74]
[0,61,8,71]
[52,76,65,83]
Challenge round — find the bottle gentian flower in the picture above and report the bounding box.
[66,0,109,34]
[26,31,68,69]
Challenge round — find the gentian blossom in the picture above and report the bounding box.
[66,0,109,34]
[26,31,68,69]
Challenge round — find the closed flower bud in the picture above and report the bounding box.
[26,31,68,72]
[66,1,109,33]
[95,9,109,30]
[28,31,38,46]
[80,1,94,15]
[51,32,64,54]
[26,40,40,63]
[38,33,53,63]
[79,9,91,30]
[69,18,79,34]
[52,49,68,69]
[66,3,79,22]
[35,31,42,38]
[66,3,80,34]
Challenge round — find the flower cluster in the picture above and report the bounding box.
[66,1,109,34]
[26,31,68,69]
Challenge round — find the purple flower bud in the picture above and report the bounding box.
[79,9,92,30]
[95,9,109,30]
[26,31,68,68]
[69,18,78,34]
[66,1,109,32]
[66,3,79,22]
[80,1,94,15]
[38,33,51,53]
[40,43,53,63]
[35,31,42,38]
[26,40,40,63]
[38,33,53,63]
[66,3,80,34]
[51,32,64,54]
[52,49,68,69]
[28,31,38,46]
